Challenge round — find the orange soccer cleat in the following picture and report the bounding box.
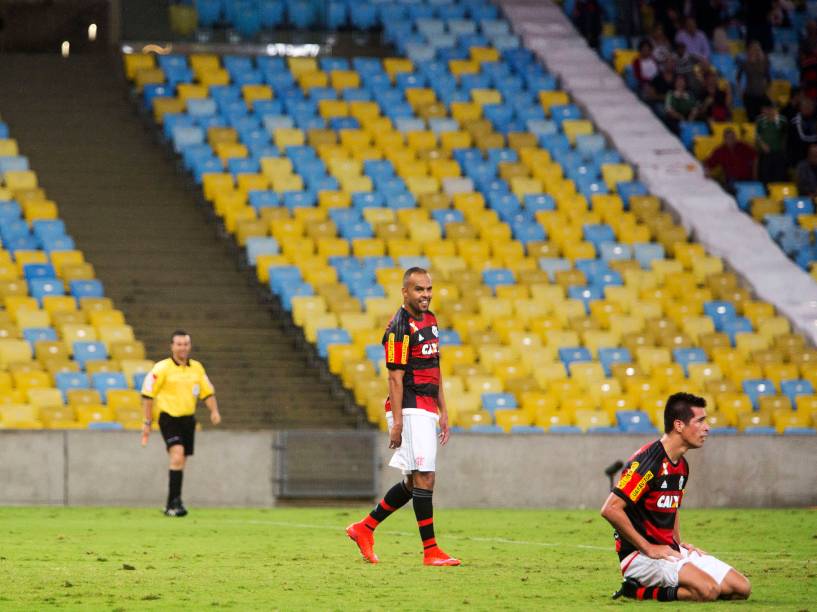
[423,547,461,566]
[346,522,379,564]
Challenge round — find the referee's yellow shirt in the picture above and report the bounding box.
[141,358,215,417]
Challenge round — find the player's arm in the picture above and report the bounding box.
[601,493,680,560]
[140,366,163,442]
[437,372,449,446]
[388,368,405,449]
[675,511,706,555]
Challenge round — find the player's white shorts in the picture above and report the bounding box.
[385,409,439,474]
[621,547,733,587]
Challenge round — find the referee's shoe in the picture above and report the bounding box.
[164,497,188,517]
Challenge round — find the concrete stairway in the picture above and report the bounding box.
[0,52,358,429]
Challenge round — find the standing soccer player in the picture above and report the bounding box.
[346,267,460,566]
[141,330,221,516]
[601,392,751,602]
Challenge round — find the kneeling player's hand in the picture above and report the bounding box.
[644,544,681,560]
[388,424,402,449]
[681,542,706,556]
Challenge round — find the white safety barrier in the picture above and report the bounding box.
[499,0,817,345]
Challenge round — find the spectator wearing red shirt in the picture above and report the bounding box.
[705,128,757,191]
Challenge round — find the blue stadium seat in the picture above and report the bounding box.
[734,181,766,211]
[783,427,817,436]
[583,223,616,248]
[780,379,814,405]
[722,317,754,344]
[88,421,125,430]
[709,427,738,435]
[316,328,351,359]
[482,392,517,414]
[599,242,632,262]
[559,346,593,367]
[539,257,572,281]
[28,278,65,305]
[482,268,515,291]
[548,425,582,434]
[23,263,56,281]
[70,280,104,299]
[784,197,814,218]
[438,329,461,345]
[56,371,89,398]
[469,424,504,434]
[743,426,777,436]
[245,237,279,266]
[268,266,301,296]
[92,372,128,401]
[633,243,665,269]
[279,282,313,311]
[73,341,108,368]
[587,426,621,434]
[616,410,658,433]
[679,121,709,148]
[598,347,632,376]
[23,327,58,345]
[742,379,777,409]
[133,372,148,391]
[510,425,545,434]
[672,347,708,376]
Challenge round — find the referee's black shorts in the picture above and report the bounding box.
[158,412,196,456]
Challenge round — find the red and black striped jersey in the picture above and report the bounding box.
[382,307,440,415]
[611,439,689,561]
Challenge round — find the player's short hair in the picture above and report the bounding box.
[171,330,190,342]
[664,392,706,433]
[403,266,430,286]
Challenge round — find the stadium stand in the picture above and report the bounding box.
[120,0,817,437]
[575,1,817,280]
[0,121,154,430]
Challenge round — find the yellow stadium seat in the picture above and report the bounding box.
[574,409,612,431]
[27,388,64,409]
[0,339,32,367]
[0,404,42,428]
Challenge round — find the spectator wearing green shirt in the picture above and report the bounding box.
[665,75,701,134]
[756,100,789,183]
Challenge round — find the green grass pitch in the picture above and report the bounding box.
[0,507,814,610]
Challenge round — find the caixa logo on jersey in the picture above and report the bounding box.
[421,342,439,356]
[656,494,681,509]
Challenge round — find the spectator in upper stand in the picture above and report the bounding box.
[633,39,660,94]
[654,0,684,41]
[800,20,817,55]
[756,100,789,183]
[675,17,711,61]
[744,0,774,52]
[795,143,817,196]
[790,96,817,164]
[799,23,817,100]
[700,72,732,122]
[646,58,678,118]
[705,128,757,191]
[572,0,603,50]
[665,74,701,133]
[711,26,731,55]
[782,87,803,122]
[649,23,674,67]
[740,41,771,122]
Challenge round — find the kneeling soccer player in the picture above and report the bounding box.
[601,392,751,602]
[346,267,459,566]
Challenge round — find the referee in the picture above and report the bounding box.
[141,330,221,516]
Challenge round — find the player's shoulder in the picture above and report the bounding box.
[627,439,666,470]
[385,307,411,336]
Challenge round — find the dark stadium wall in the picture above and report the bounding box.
[0,0,111,52]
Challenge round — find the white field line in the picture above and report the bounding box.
[219,519,814,563]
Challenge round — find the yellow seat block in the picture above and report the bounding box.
[494,409,532,432]
[273,128,306,149]
[539,90,570,110]
[3,170,38,191]
[123,53,156,80]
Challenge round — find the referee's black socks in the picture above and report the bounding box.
[168,470,183,506]
[412,488,437,551]
[363,481,412,530]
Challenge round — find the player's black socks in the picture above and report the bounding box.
[616,580,678,601]
[168,470,183,506]
[412,488,436,550]
[364,481,412,530]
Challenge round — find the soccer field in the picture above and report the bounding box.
[0,507,813,610]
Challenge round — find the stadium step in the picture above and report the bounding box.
[0,53,358,430]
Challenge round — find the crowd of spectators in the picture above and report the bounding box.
[572,1,817,196]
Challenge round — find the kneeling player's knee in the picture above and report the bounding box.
[698,582,720,602]
[734,577,751,599]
